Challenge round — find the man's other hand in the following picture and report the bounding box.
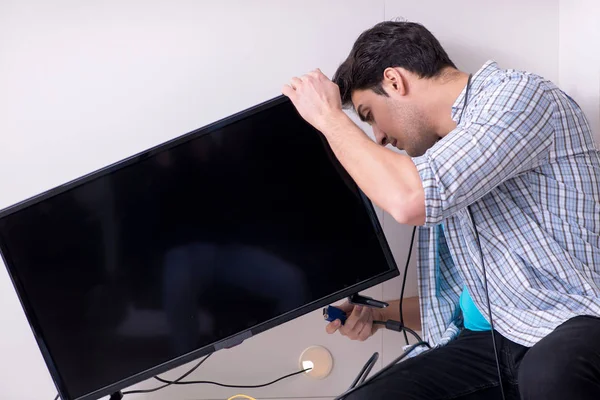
[325,301,382,342]
[282,69,346,133]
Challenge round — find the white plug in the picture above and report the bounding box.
[298,346,333,379]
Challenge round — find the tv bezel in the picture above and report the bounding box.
[0,95,400,400]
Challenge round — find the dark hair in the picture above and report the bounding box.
[333,21,456,107]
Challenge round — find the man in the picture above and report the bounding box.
[282,21,600,400]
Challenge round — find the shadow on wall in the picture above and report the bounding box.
[443,41,537,77]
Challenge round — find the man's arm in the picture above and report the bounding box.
[319,114,425,225]
[282,70,425,226]
[284,70,555,227]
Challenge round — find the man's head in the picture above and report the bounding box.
[333,21,461,157]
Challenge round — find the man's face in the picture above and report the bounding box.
[351,88,438,157]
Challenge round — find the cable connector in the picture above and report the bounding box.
[377,319,403,332]
[374,320,430,348]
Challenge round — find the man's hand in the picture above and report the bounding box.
[325,301,383,342]
[282,69,347,133]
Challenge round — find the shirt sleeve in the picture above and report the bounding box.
[412,76,555,226]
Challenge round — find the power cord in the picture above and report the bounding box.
[468,205,506,400]
[398,226,417,345]
[372,225,428,346]
[52,352,309,399]
[334,341,430,400]
[450,73,504,400]
[122,352,213,395]
[153,367,310,388]
[348,352,379,389]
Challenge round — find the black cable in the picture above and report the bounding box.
[153,368,310,389]
[372,226,427,349]
[357,360,376,386]
[400,326,426,346]
[349,352,379,389]
[468,205,506,400]
[122,353,212,395]
[373,320,429,347]
[398,226,417,345]
[334,341,430,400]
[53,395,59,400]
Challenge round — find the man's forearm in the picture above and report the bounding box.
[321,113,425,226]
[375,297,421,331]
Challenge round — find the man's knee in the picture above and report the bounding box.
[518,336,600,399]
[518,343,561,397]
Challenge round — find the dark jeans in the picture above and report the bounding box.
[346,316,600,400]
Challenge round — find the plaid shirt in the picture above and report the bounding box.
[410,61,600,352]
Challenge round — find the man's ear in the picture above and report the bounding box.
[382,67,407,96]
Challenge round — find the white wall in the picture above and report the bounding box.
[0,1,589,399]
[385,0,559,82]
[559,0,600,145]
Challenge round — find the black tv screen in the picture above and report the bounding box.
[0,96,398,400]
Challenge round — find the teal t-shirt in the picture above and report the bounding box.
[459,285,491,331]
[439,224,491,331]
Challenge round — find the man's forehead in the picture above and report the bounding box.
[350,90,361,106]
[351,89,371,110]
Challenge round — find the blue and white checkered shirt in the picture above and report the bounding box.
[410,61,600,351]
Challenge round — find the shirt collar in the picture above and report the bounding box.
[451,60,500,123]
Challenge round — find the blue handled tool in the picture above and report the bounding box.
[323,305,347,325]
[323,294,388,326]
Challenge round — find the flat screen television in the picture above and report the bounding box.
[0,95,399,400]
